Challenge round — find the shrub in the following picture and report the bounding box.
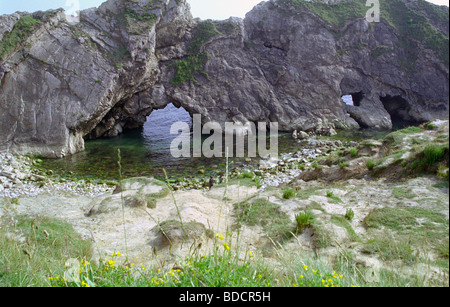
[238,171,254,179]
[295,211,311,234]
[345,208,355,221]
[282,188,296,200]
[339,161,349,169]
[366,159,375,170]
[349,148,358,157]
[327,191,343,203]
[423,145,447,165]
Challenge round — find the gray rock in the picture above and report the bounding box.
[0,0,448,157]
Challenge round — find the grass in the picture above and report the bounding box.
[349,148,358,157]
[330,215,362,243]
[282,188,296,200]
[171,21,220,85]
[345,208,355,221]
[363,207,449,263]
[295,211,311,234]
[364,207,448,232]
[279,0,449,69]
[366,159,375,170]
[392,187,416,199]
[3,123,448,287]
[171,52,210,85]
[423,144,448,164]
[187,21,221,54]
[0,15,42,60]
[233,198,293,240]
[326,191,343,203]
[278,0,367,28]
[0,215,92,287]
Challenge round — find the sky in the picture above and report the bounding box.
[0,0,449,19]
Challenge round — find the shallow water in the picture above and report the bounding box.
[40,104,301,181]
[39,103,401,182]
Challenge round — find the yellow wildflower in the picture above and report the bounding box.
[215,233,224,240]
[303,265,308,271]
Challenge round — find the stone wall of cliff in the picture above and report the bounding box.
[0,0,448,157]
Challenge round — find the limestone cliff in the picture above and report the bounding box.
[0,0,448,157]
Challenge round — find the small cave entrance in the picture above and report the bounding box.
[143,103,193,155]
[341,91,364,107]
[380,95,421,129]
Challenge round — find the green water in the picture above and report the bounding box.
[39,129,299,182]
[38,104,392,182]
[39,104,300,181]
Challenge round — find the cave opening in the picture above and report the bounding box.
[143,103,193,155]
[341,91,363,107]
[380,95,421,129]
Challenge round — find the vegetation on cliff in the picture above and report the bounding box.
[0,15,42,60]
[278,0,449,68]
[171,21,221,85]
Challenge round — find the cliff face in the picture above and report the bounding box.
[0,0,448,157]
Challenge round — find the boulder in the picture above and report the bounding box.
[86,177,169,216]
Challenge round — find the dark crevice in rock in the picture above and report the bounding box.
[380,94,422,128]
[351,91,364,107]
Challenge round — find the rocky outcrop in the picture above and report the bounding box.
[0,0,448,157]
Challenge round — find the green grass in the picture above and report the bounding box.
[187,21,221,54]
[171,21,220,85]
[364,207,448,231]
[363,206,449,267]
[366,159,376,170]
[423,144,448,164]
[295,211,311,234]
[363,234,417,264]
[349,148,358,157]
[278,0,449,68]
[330,215,362,243]
[278,0,367,28]
[345,208,355,222]
[0,215,92,287]
[326,191,343,203]
[234,198,293,240]
[391,187,416,199]
[282,188,296,200]
[171,52,210,85]
[123,7,156,34]
[381,0,449,68]
[0,15,42,60]
[296,186,323,200]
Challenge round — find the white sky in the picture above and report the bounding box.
[0,0,448,19]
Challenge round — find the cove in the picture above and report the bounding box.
[38,104,298,182]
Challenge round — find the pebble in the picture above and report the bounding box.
[0,153,112,199]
